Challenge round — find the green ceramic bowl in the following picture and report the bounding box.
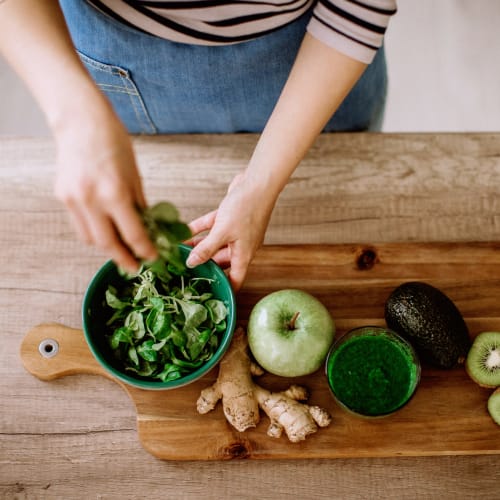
[82,244,236,390]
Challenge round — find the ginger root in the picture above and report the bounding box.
[196,327,331,442]
[197,326,263,432]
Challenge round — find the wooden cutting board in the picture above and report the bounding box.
[20,243,500,460]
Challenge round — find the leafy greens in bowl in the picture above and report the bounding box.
[83,209,236,390]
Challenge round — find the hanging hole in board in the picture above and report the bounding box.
[39,338,59,358]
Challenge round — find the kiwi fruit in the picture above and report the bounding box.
[488,388,500,426]
[465,331,500,388]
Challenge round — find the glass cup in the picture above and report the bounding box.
[325,326,421,417]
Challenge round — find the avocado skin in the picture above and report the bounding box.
[384,281,471,369]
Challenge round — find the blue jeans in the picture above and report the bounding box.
[60,0,387,134]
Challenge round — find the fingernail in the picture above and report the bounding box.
[186,252,201,269]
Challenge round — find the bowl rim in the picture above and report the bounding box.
[82,243,237,390]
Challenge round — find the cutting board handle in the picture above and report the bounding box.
[20,323,112,382]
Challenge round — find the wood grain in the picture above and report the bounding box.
[19,243,500,461]
[2,134,500,497]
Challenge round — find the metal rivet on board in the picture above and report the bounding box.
[38,338,59,359]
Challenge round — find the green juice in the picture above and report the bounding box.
[326,327,420,417]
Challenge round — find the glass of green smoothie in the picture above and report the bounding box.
[325,326,421,417]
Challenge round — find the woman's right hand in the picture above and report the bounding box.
[53,103,158,272]
[0,0,158,271]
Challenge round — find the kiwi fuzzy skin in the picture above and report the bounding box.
[487,388,500,426]
[465,331,500,389]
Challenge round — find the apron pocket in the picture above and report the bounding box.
[78,51,157,134]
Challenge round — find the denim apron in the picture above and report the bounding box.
[59,0,387,134]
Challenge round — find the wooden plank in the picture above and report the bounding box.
[1,133,500,246]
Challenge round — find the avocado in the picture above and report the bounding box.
[384,281,471,369]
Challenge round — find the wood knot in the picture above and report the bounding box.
[221,441,252,459]
[356,247,378,270]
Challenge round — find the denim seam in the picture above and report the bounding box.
[78,50,157,134]
[97,84,138,94]
[116,71,157,134]
[79,51,120,75]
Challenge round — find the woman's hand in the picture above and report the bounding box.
[186,34,367,291]
[0,1,158,272]
[53,105,158,272]
[186,172,277,291]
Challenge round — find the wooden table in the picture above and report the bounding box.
[1,133,500,498]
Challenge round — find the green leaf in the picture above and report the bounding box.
[126,362,156,377]
[146,309,172,340]
[178,300,208,329]
[156,363,183,382]
[215,320,227,332]
[146,297,173,340]
[172,356,205,369]
[205,299,228,324]
[105,287,129,310]
[187,328,213,360]
[198,292,213,302]
[137,340,158,362]
[146,202,180,224]
[162,222,192,242]
[169,327,187,348]
[106,307,130,326]
[125,310,146,339]
[159,245,185,274]
[149,296,165,311]
[146,259,172,283]
[152,339,167,351]
[128,346,139,367]
[109,326,133,350]
[140,202,192,274]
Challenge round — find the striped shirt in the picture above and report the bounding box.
[87,0,397,63]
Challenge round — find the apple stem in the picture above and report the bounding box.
[288,311,300,330]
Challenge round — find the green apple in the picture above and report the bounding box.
[247,289,335,377]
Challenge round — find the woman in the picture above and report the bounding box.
[0,0,396,290]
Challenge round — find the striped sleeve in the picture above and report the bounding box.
[307,0,397,64]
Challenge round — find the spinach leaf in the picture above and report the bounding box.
[125,311,146,339]
[109,326,133,350]
[136,339,158,362]
[103,201,229,382]
[105,287,129,310]
[205,299,228,325]
[178,300,208,329]
[140,202,192,269]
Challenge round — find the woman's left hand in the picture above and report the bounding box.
[186,172,276,292]
[186,35,368,292]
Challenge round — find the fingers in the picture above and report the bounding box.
[52,108,158,271]
[188,210,217,237]
[228,267,246,292]
[186,204,256,290]
[83,207,140,272]
[63,194,157,272]
[208,247,231,268]
[186,210,219,267]
[186,229,249,292]
[226,246,251,292]
[186,229,222,268]
[65,200,92,244]
[110,201,158,262]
